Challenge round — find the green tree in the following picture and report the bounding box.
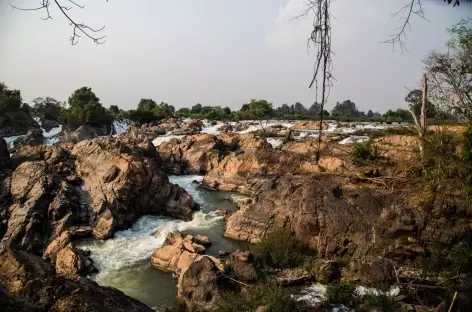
[109,105,120,116]
[424,18,472,120]
[137,98,157,112]
[190,103,203,114]
[65,87,111,128]
[32,97,63,121]
[176,107,191,117]
[331,100,360,118]
[367,110,374,118]
[152,101,175,117]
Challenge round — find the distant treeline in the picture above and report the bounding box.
[0,83,459,133]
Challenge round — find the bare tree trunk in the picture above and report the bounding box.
[409,73,428,157]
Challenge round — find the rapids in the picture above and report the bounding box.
[77,175,245,311]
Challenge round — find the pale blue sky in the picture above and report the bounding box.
[0,0,471,112]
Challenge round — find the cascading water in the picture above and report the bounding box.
[77,175,245,311]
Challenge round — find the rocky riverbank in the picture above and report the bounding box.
[1,118,470,311]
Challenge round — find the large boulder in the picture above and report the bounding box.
[225,251,258,284]
[13,129,44,148]
[62,125,98,144]
[0,246,154,312]
[224,174,470,265]
[72,139,196,239]
[151,232,211,273]
[292,121,329,131]
[177,256,225,311]
[0,111,40,137]
[0,137,10,169]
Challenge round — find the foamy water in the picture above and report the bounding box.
[77,175,242,311]
[295,282,400,311]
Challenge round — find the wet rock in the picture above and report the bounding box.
[177,256,225,311]
[194,234,212,248]
[219,251,230,258]
[0,246,154,312]
[62,125,98,144]
[13,129,44,148]
[151,232,214,274]
[55,243,96,276]
[0,137,10,169]
[225,251,258,284]
[73,139,196,239]
[291,121,329,131]
[41,119,60,132]
[313,259,340,284]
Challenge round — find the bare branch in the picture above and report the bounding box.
[382,0,429,53]
[9,0,107,45]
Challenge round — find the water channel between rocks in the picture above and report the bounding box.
[76,175,246,311]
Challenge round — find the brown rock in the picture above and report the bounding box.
[14,129,44,148]
[0,246,153,312]
[151,232,210,274]
[313,260,340,284]
[0,137,10,169]
[177,256,224,311]
[225,251,258,284]
[194,234,212,247]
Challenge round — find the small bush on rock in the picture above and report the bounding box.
[361,292,396,312]
[250,228,316,271]
[352,141,378,161]
[325,282,358,307]
[216,282,316,312]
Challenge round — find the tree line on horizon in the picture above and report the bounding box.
[0,82,461,133]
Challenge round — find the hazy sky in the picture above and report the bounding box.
[0,0,471,113]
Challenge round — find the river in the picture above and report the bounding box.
[77,175,245,311]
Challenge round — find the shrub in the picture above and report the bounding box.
[325,282,358,307]
[462,126,472,203]
[216,282,316,312]
[250,228,316,271]
[362,292,396,312]
[352,141,378,161]
[420,132,463,187]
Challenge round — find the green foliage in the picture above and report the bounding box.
[109,105,120,116]
[352,141,378,161]
[62,87,112,129]
[325,282,358,307]
[216,282,316,312]
[331,100,363,118]
[420,132,463,187]
[137,98,157,112]
[361,292,396,312]
[31,97,63,121]
[236,99,274,120]
[412,234,472,278]
[462,126,472,203]
[0,82,38,134]
[250,228,316,271]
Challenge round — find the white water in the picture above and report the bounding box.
[338,135,371,145]
[78,175,241,310]
[200,121,223,134]
[295,283,400,311]
[152,135,185,147]
[113,119,132,135]
[267,137,283,148]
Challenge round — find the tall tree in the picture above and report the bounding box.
[424,18,472,121]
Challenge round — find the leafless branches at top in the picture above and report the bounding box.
[383,0,428,53]
[9,0,107,45]
[297,0,334,161]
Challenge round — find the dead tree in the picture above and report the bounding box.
[9,0,107,45]
[409,73,428,156]
[301,0,334,162]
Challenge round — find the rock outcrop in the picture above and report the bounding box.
[292,121,329,131]
[224,174,470,264]
[0,246,154,312]
[13,129,44,148]
[0,138,10,169]
[151,232,214,274]
[72,139,196,238]
[177,256,226,311]
[62,125,98,144]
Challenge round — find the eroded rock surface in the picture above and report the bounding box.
[151,232,214,274]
